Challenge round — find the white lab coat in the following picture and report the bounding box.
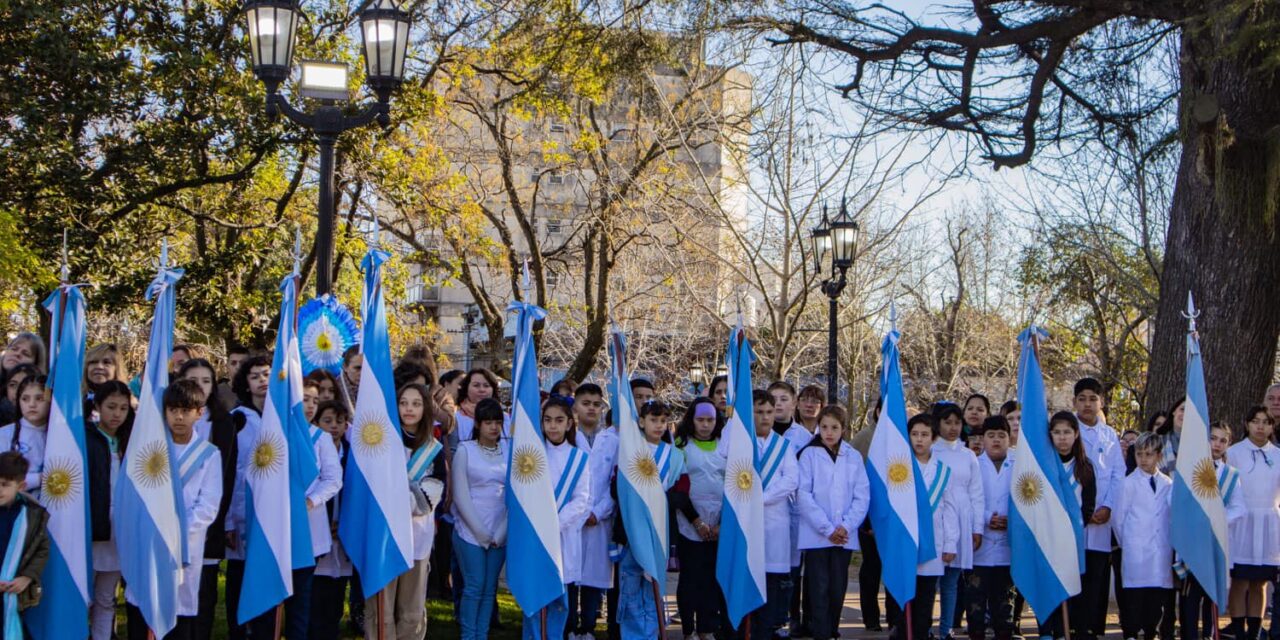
[1113,468,1173,588]
[675,441,725,542]
[547,439,591,585]
[408,441,443,562]
[224,406,262,561]
[315,440,353,579]
[782,423,815,568]
[918,456,961,577]
[1217,460,1248,527]
[127,435,222,616]
[759,433,798,574]
[1077,416,1125,552]
[931,438,983,569]
[577,426,618,589]
[973,452,1012,567]
[796,441,870,551]
[0,419,47,495]
[307,427,343,558]
[1225,440,1280,566]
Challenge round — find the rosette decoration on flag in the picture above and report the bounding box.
[298,294,360,376]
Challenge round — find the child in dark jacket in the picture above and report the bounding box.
[0,451,51,637]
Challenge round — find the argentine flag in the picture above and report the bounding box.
[715,321,765,628]
[504,273,565,616]
[866,326,935,606]
[112,251,187,638]
[27,284,92,639]
[609,326,668,586]
[338,248,413,596]
[1171,293,1230,607]
[1008,326,1083,623]
[238,271,319,622]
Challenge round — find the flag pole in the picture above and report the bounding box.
[744,611,752,640]
[651,578,664,640]
[905,600,913,640]
[540,606,548,640]
[1212,603,1220,640]
[377,589,387,640]
[274,603,283,640]
[1061,602,1071,640]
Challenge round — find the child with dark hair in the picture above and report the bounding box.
[87,381,134,640]
[126,379,222,640]
[1225,406,1280,640]
[1114,432,1173,640]
[962,394,990,438]
[568,383,616,639]
[0,451,48,635]
[0,375,50,498]
[749,390,800,639]
[930,402,983,640]
[1072,377,1124,640]
[630,378,656,407]
[450,397,509,640]
[671,397,727,638]
[341,346,362,406]
[224,354,271,640]
[969,416,1015,640]
[309,400,354,640]
[531,395,589,639]
[768,381,799,437]
[1042,411,1098,640]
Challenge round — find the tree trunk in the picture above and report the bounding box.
[1146,19,1280,423]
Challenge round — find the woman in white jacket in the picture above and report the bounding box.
[797,405,870,640]
[531,396,592,640]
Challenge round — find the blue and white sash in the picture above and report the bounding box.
[756,433,789,490]
[178,439,218,487]
[654,442,674,486]
[1218,463,1240,505]
[554,447,589,512]
[407,440,443,484]
[1,504,27,640]
[310,426,324,447]
[928,462,952,514]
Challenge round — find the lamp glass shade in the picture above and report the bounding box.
[689,363,705,385]
[811,227,831,273]
[361,0,411,90]
[245,0,299,81]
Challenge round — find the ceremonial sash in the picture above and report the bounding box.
[1,504,27,640]
[1218,463,1240,505]
[178,439,218,487]
[654,442,673,486]
[407,440,443,484]
[310,426,324,446]
[554,447,589,512]
[928,462,952,514]
[757,433,789,490]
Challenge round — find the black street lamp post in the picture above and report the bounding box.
[811,200,860,405]
[243,0,411,295]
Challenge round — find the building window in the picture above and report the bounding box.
[546,219,562,234]
[548,172,565,185]
[546,271,559,287]
[550,122,567,133]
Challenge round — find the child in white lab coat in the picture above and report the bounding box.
[969,416,1015,640]
[1113,432,1173,640]
[750,390,799,639]
[670,397,726,639]
[1225,406,1280,640]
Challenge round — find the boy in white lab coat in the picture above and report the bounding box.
[969,416,1015,640]
[750,390,799,639]
[1113,432,1173,640]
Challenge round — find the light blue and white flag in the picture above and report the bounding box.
[866,325,935,607]
[338,247,413,597]
[715,320,765,629]
[112,247,187,638]
[1008,326,1084,623]
[27,283,92,639]
[1171,292,1230,607]
[504,267,564,615]
[609,325,668,587]
[238,270,319,622]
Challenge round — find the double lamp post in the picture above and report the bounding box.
[242,0,412,296]
[810,201,860,405]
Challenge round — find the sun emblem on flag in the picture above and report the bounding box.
[131,441,171,489]
[886,456,913,491]
[627,453,660,487]
[302,317,345,370]
[249,432,286,479]
[725,459,755,500]
[353,412,390,457]
[1191,458,1219,500]
[41,457,82,508]
[1014,472,1044,507]
[512,445,547,484]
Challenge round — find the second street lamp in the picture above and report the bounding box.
[243,0,412,296]
[812,200,860,404]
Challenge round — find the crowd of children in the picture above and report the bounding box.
[0,328,1276,640]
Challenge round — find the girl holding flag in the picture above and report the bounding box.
[931,402,984,640]
[1225,406,1280,640]
[671,396,726,640]
[539,395,592,640]
[1038,411,1097,640]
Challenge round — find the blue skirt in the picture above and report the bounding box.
[1230,564,1278,581]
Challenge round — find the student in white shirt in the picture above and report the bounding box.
[750,392,799,640]
[0,376,50,497]
[567,383,616,639]
[450,398,509,640]
[1181,421,1246,640]
[781,387,823,637]
[223,355,271,640]
[87,381,132,640]
[1073,377,1125,640]
[125,379,222,640]
[796,405,870,640]
[537,395,591,640]
[1226,406,1280,640]
[1114,433,1173,640]
[887,413,959,640]
[969,416,1015,640]
[670,397,726,640]
[930,402,984,640]
[309,400,354,640]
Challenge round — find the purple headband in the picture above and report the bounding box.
[694,402,717,420]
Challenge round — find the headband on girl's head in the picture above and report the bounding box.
[693,402,717,420]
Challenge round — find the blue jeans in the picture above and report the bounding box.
[939,566,963,638]
[618,549,661,639]
[569,583,604,635]
[522,593,569,640]
[453,531,506,640]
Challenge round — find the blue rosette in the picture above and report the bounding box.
[298,294,361,375]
